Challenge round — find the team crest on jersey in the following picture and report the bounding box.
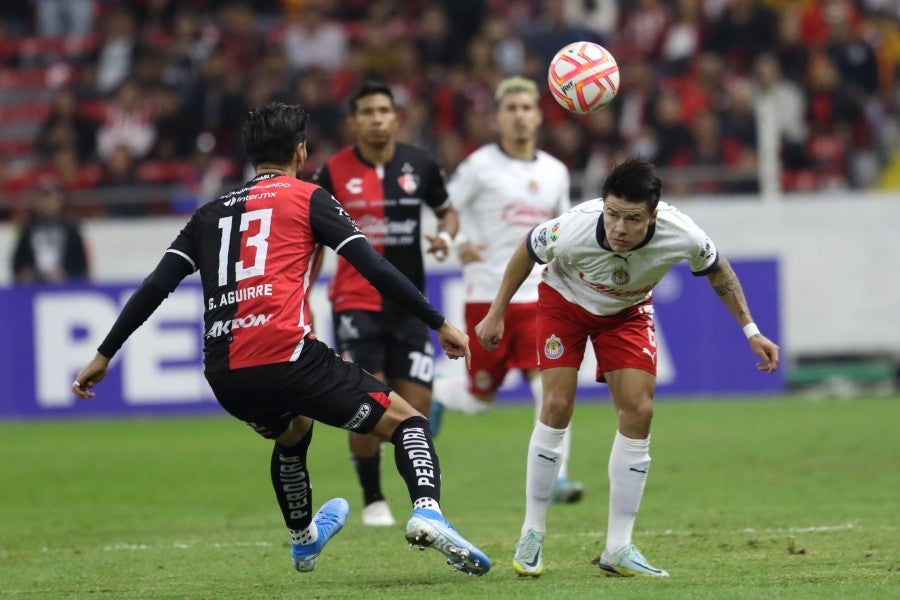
[549,222,560,242]
[544,334,564,359]
[397,173,419,194]
[611,267,631,285]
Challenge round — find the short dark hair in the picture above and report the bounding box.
[241,102,308,167]
[601,156,662,212]
[347,80,394,115]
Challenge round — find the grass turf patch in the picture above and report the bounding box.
[0,394,897,599]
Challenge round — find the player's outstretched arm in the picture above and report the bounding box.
[706,256,779,373]
[437,320,471,368]
[71,252,193,398]
[476,239,535,351]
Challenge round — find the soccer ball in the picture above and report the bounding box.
[547,41,620,114]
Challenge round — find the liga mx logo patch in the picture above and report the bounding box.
[544,334,564,359]
[549,222,560,242]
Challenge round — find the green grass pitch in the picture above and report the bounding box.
[1,394,897,599]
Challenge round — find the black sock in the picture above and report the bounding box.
[271,426,313,531]
[353,453,384,506]
[391,416,441,504]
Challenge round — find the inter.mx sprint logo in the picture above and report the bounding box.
[205,313,273,338]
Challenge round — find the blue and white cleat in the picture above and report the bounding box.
[512,528,544,578]
[550,477,584,504]
[405,508,491,575]
[291,498,350,572]
[598,544,669,577]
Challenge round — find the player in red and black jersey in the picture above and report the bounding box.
[72,102,491,576]
[312,81,459,527]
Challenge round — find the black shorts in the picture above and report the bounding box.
[205,336,392,439]
[332,309,435,387]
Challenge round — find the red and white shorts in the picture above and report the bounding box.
[536,283,657,382]
[465,301,539,396]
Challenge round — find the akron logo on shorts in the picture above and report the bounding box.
[544,334,564,359]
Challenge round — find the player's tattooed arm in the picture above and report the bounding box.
[706,256,752,325]
[706,256,780,373]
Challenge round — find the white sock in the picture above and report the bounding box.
[413,497,442,514]
[529,375,572,480]
[521,420,566,536]
[434,375,489,415]
[606,431,651,555]
[290,521,318,546]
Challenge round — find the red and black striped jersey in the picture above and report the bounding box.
[312,143,449,313]
[168,173,364,371]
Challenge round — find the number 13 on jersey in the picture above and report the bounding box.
[217,209,273,286]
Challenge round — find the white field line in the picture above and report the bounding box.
[36,541,275,553]
[570,522,897,540]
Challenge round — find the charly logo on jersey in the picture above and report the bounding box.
[544,334,564,359]
[205,313,273,338]
[611,267,631,285]
[345,177,363,194]
[397,162,419,195]
[549,222,560,242]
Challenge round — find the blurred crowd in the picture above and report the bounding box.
[0,0,898,221]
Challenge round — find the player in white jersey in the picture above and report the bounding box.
[428,76,584,503]
[477,157,780,578]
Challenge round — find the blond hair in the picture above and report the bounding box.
[494,76,539,103]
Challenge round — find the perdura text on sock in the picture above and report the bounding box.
[402,427,436,488]
[279,453,310,520]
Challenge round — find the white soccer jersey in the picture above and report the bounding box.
[527,199,718,316]
[451,143,570,303]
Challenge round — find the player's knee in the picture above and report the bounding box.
[618,399,653,427]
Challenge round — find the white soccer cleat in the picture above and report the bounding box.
[598,544,669,577]
[512,528,544,577]
[362,500,396,526]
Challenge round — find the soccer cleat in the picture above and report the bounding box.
[598,544,669,577]
[512,529,544,577]
[405,508,492,575]
[362,500,396,526]
[550,477,584,504]
[291,498,349,572]
[427,400,445,438]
